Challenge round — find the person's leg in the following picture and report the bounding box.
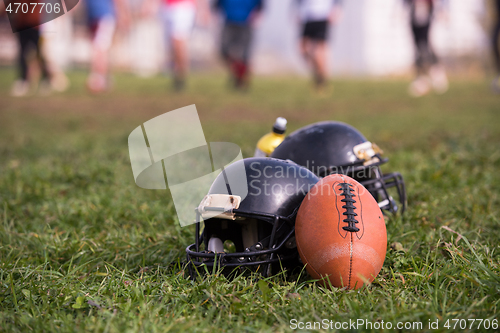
[26,28,53,95]
[494,23,500,73]
[220,23,237,86]
[166,2,195,91]
[300,37,311,62]
[220,23,232,65]
[422,22,448,94]
[87,16,116,93]
[408,24,431,97]
[425,33,439,68]
[231,24,252,89]
[494,22,500,73]
[90,47,107,78]
[171,37,188,89]
[311,41,328,87]
[18,30,30,81]
[220,23,248,89]
[492,19,500,92]
[32,29,51,83]
[40,20,70,92]
[11,30,32,96]
[411,25,427,75]
[300,20,314,66]
[301,21,329,89]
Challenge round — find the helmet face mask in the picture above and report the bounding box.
[349,164,406,214]
[186,157,320,277]
[270,121,407,214]
[187,213,298,276]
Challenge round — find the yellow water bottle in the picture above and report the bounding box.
[254,117,287,157]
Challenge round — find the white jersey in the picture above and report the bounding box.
[297,0,340,22]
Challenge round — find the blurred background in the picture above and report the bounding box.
[0,0,494,79]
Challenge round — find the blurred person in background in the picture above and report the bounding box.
[143,0,209,91]
[404,0,448,97]
[492,0,500,93]
[213,0,263,90]
[296,0,343,92]
[83,0,130,93]
[0,1,52,96]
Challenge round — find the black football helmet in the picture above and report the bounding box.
[270,121,407,214]
[186,157,319,277]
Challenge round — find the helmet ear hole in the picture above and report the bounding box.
[223,240,236,253]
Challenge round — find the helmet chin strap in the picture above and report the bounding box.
[241,219,259,249]
[377,197,398,213]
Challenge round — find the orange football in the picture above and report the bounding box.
[296,174,387,289]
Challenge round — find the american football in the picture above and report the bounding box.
[296,174,387,289]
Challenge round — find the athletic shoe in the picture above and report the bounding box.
[429,65,449,94]
[86,73,109,94]
[51,73,70,92]
[491,76,500,94]
[408,76,431,97]
[10,80,30,97]
[38,79,53,96]
[173,76,186,92]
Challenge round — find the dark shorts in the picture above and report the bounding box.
[302,20,329,41]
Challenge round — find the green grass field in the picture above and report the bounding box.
[0,69,499,332]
